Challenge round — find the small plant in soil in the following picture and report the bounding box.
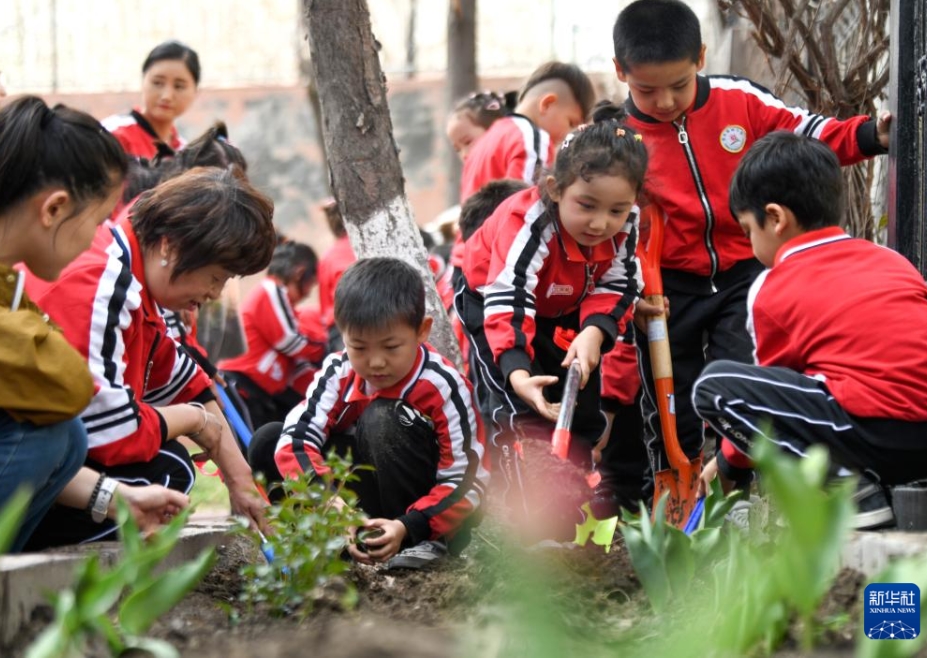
[619,478,740,613]
[237,451,368,618]
[25,501,216,658]
[614,439,857,656]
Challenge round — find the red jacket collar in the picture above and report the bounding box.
[117,218,160,319]
[344,344,426,402]
[774,226,848,266]
[554,216,618,263]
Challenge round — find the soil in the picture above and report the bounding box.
[6,437,874,657]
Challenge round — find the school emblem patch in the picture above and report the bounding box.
[720,125,748,153]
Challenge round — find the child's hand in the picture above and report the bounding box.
[561,326,605,388]
[634,296,669,332]
[876,110,892,149]
[509,369,559,421]
[348,518,407,564]
[697,456,719,498]
[697,456,736,498]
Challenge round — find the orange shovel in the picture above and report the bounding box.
[638,205,701,528]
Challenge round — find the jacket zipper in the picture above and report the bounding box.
[673,116,719,292]
[554,262,595,318]
[576,262,595,307]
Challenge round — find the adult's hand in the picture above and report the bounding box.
[115,483,190,532]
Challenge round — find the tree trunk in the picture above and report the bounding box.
[302,0,462,367]
[445,0,477,206]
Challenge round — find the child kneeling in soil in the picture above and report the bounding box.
[455,104,645,503]
[250,257,490,569]
[693,132,927,530]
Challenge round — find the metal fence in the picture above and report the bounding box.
[889,0,927,273]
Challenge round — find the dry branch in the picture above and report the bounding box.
[720,0,890,238]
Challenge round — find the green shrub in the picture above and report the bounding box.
[237,451,368,617]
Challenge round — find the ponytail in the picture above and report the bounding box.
[0,96,127,216]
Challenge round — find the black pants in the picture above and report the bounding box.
[636,259,764,472]
[223,371,303,430]
[598,391,650,507]
[249,399,474,549]
[455,284,606,465]
[25,440,195,549]
[692,360,927,485]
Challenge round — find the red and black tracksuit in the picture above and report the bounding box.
[261,345,489,548]
[101,110,184,160]
[627,74,888,472]
[455,186,640,463]
[693,228,927,485]
[316,235,356,353]
[27,220,209,545]
[459,114,553,202]
[219,278,326,428]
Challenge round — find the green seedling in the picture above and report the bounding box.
[26,500,215,658]
[619,477,739,613]
[238,451,369,618]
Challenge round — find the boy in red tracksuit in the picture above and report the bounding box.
[220,241,326,428]
[249,258,489,570]
[693,132,927,530]
[612,0,892,482]
[459,61,596,203]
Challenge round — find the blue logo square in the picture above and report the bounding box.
[864,583,920,640]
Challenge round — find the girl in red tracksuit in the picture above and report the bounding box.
[455,108,647,471]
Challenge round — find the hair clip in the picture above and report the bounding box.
[615,128,626,138]
[485,100,501,111]
[634,134,643,142]
[560,123,591,150]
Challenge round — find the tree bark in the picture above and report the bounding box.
[445,0,478,206]
[302,0,462,366]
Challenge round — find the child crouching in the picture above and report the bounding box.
[250,258,489,569]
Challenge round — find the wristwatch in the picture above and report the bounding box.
[91,477,119,523]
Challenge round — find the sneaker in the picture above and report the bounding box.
[725,499,752,533]
[853,480,895,530]
[386,540,448,570]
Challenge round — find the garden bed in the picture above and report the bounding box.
[6,438,869,657]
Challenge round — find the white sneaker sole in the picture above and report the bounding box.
[853,507,895,530]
